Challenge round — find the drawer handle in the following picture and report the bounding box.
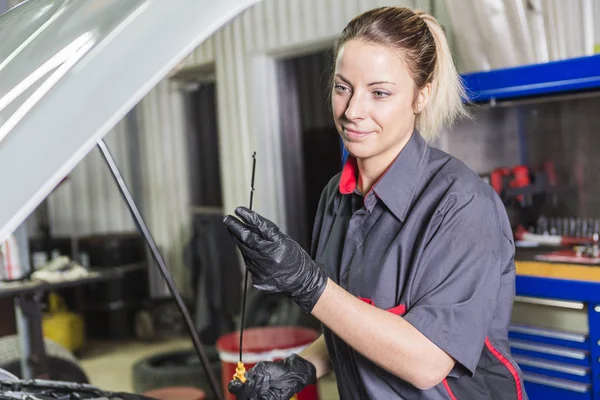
[513,356,589,376]
[523,372,590,393]
[509,340,588,359]
[509,324,586,343]
[514,296,584,310]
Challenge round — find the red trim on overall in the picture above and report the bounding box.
[386,304,406,316]
[338,156,393,198]
[485,337,523,400]
[442,379,457,400]
[339,157,359,194]
[357,297,406,316]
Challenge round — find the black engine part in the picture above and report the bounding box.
[0,379,155,400]
[0,336,88,384]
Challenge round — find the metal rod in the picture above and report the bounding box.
[15,298,32,380]
[96,139,223,400]
[239,152,257,362]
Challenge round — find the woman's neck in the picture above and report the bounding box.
[356,130,414,195]
[356,156,390,195]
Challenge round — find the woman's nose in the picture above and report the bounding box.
[344,94,366,121]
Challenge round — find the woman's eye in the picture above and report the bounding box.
[334,84,349,93]
[373,90,390,98]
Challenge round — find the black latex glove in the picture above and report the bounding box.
[223,207,328,313]
[228,354,316,400]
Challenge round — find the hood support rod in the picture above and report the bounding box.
[97,138,224,400]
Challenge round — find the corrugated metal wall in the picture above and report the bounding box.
[444,0,600,73]
[135,80,192,292]
[46,119,135,236]
[595,0,600,51]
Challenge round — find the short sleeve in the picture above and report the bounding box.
[403,193,507,377]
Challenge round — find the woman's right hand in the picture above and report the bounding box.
[228,354,316,400]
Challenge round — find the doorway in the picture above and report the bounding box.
[181,79,242,344]
[277,50,342,251]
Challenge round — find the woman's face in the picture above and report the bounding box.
[332,39,426,162]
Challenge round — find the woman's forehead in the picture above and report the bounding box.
[335,40,410,82]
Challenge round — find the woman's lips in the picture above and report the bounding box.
[344,127,375,140]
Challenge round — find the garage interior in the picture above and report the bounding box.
[1,0,600,400]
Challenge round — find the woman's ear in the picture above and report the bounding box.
[414,82,431,114]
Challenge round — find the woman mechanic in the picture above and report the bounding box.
[223,6,528,400]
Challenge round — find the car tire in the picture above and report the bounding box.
[132,347,222,398]
[0,335,89,383]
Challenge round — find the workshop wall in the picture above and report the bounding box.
[45,119,136,236]
[443,0,600,73]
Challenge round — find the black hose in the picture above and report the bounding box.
[97,139,223,400]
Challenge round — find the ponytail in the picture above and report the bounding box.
[414,11,470,141]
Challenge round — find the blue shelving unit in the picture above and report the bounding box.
[461,54,600,102]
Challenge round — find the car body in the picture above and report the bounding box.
[0,0,261,244]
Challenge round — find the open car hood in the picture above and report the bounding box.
[0,0,260,244]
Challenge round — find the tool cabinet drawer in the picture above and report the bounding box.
[509,339,589,366]
[513,269,600,399]
[513,355,590,383]
[508,324,588,350]
[523,372,591,400]
[511,296,588,336]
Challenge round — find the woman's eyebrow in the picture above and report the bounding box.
[334,74,395,86]
[368,81,395,86]
[334,73,350,83]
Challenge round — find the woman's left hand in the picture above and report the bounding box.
[223,206,328,313]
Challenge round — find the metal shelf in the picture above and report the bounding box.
[461,54,600,103]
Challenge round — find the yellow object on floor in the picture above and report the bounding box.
[42,292,85,352]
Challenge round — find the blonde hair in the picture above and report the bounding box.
[333,7,470,142]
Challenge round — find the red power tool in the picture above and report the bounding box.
[486,162,557,231]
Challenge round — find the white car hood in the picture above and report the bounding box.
[0,0,260,243]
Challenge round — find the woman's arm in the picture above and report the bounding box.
[312,279,454,390]
[298,334,332,379]
[224,207,452,388]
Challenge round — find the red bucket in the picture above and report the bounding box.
[216,326,320,400]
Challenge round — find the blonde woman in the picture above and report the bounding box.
[224,6,527,400]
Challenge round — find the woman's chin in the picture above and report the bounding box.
[344,142,376,160]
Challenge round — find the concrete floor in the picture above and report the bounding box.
[77,337,340,399]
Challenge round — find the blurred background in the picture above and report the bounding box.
[1,1,600,399]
